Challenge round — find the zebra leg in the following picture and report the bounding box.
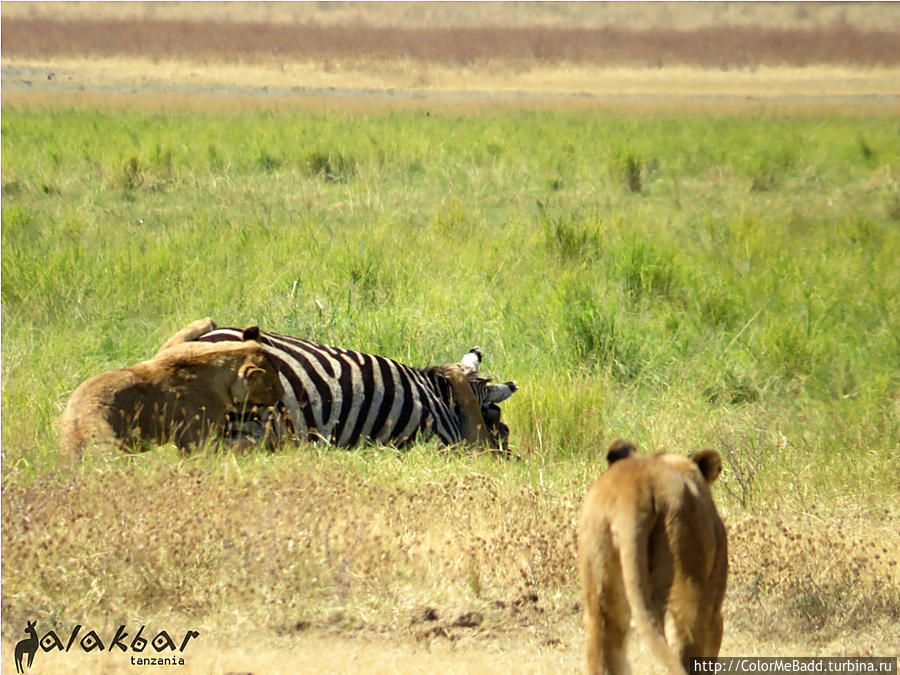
[153,318,217,358]
[482,403,511,455]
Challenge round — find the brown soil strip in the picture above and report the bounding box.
[3,18,900,68]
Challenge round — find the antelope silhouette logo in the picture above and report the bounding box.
[14,620,38,673]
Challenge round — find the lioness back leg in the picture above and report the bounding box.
[153,318,217,357]
[665,572,725,671]
[584,580,629,674]
[580,530,629,674]
[707,608,724,659]
[665,603,723,672]
[664,483,728,671]
[663,586,703,672]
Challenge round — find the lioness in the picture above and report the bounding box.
[172,321,517,450]
[577,439,727,675]
[59,326,283,454]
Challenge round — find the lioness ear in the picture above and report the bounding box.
[691,449,722,484]
[606,438,636,465]
[242,326,261,342]
[231,364,265,400]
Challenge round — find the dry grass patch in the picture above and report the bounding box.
[727,506,900,650]
[3,448,898,660]
[4,56,900,107]
[0,449,581,642]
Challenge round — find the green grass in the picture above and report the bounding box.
[2,104,899,654]
[3,105,898,501]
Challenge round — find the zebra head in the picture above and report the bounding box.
[459,346,482,374]
[430,347,518,453]
[455,346,518,407]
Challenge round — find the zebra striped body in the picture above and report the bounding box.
[196,328,514,447]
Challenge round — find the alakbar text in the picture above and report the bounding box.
[36,624,199,654]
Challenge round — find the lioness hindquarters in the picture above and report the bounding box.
[577,442,727,675]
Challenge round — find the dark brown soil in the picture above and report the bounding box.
[3,17,900,68]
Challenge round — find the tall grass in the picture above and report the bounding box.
[2,106,898,501]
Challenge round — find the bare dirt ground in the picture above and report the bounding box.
[0,631,857,675]
[2,2,899,109]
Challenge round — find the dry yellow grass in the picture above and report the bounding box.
[2,449,897,672]
[7,55,900,98]
[4,55,899,119]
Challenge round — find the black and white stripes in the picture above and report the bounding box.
[196,328,516,448]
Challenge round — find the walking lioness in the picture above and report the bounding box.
[577,440,727,675]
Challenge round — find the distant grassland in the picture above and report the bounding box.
[4,1,900,69]
[2,106,898,498]
[4,3,898,106]
[2,106,899,658]
[4,16,899,68]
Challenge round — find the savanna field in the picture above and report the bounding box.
[2,3,900,673]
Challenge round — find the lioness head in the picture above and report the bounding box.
[229,351,284,407]
[227,326,283,407]
[59,326,285,455]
